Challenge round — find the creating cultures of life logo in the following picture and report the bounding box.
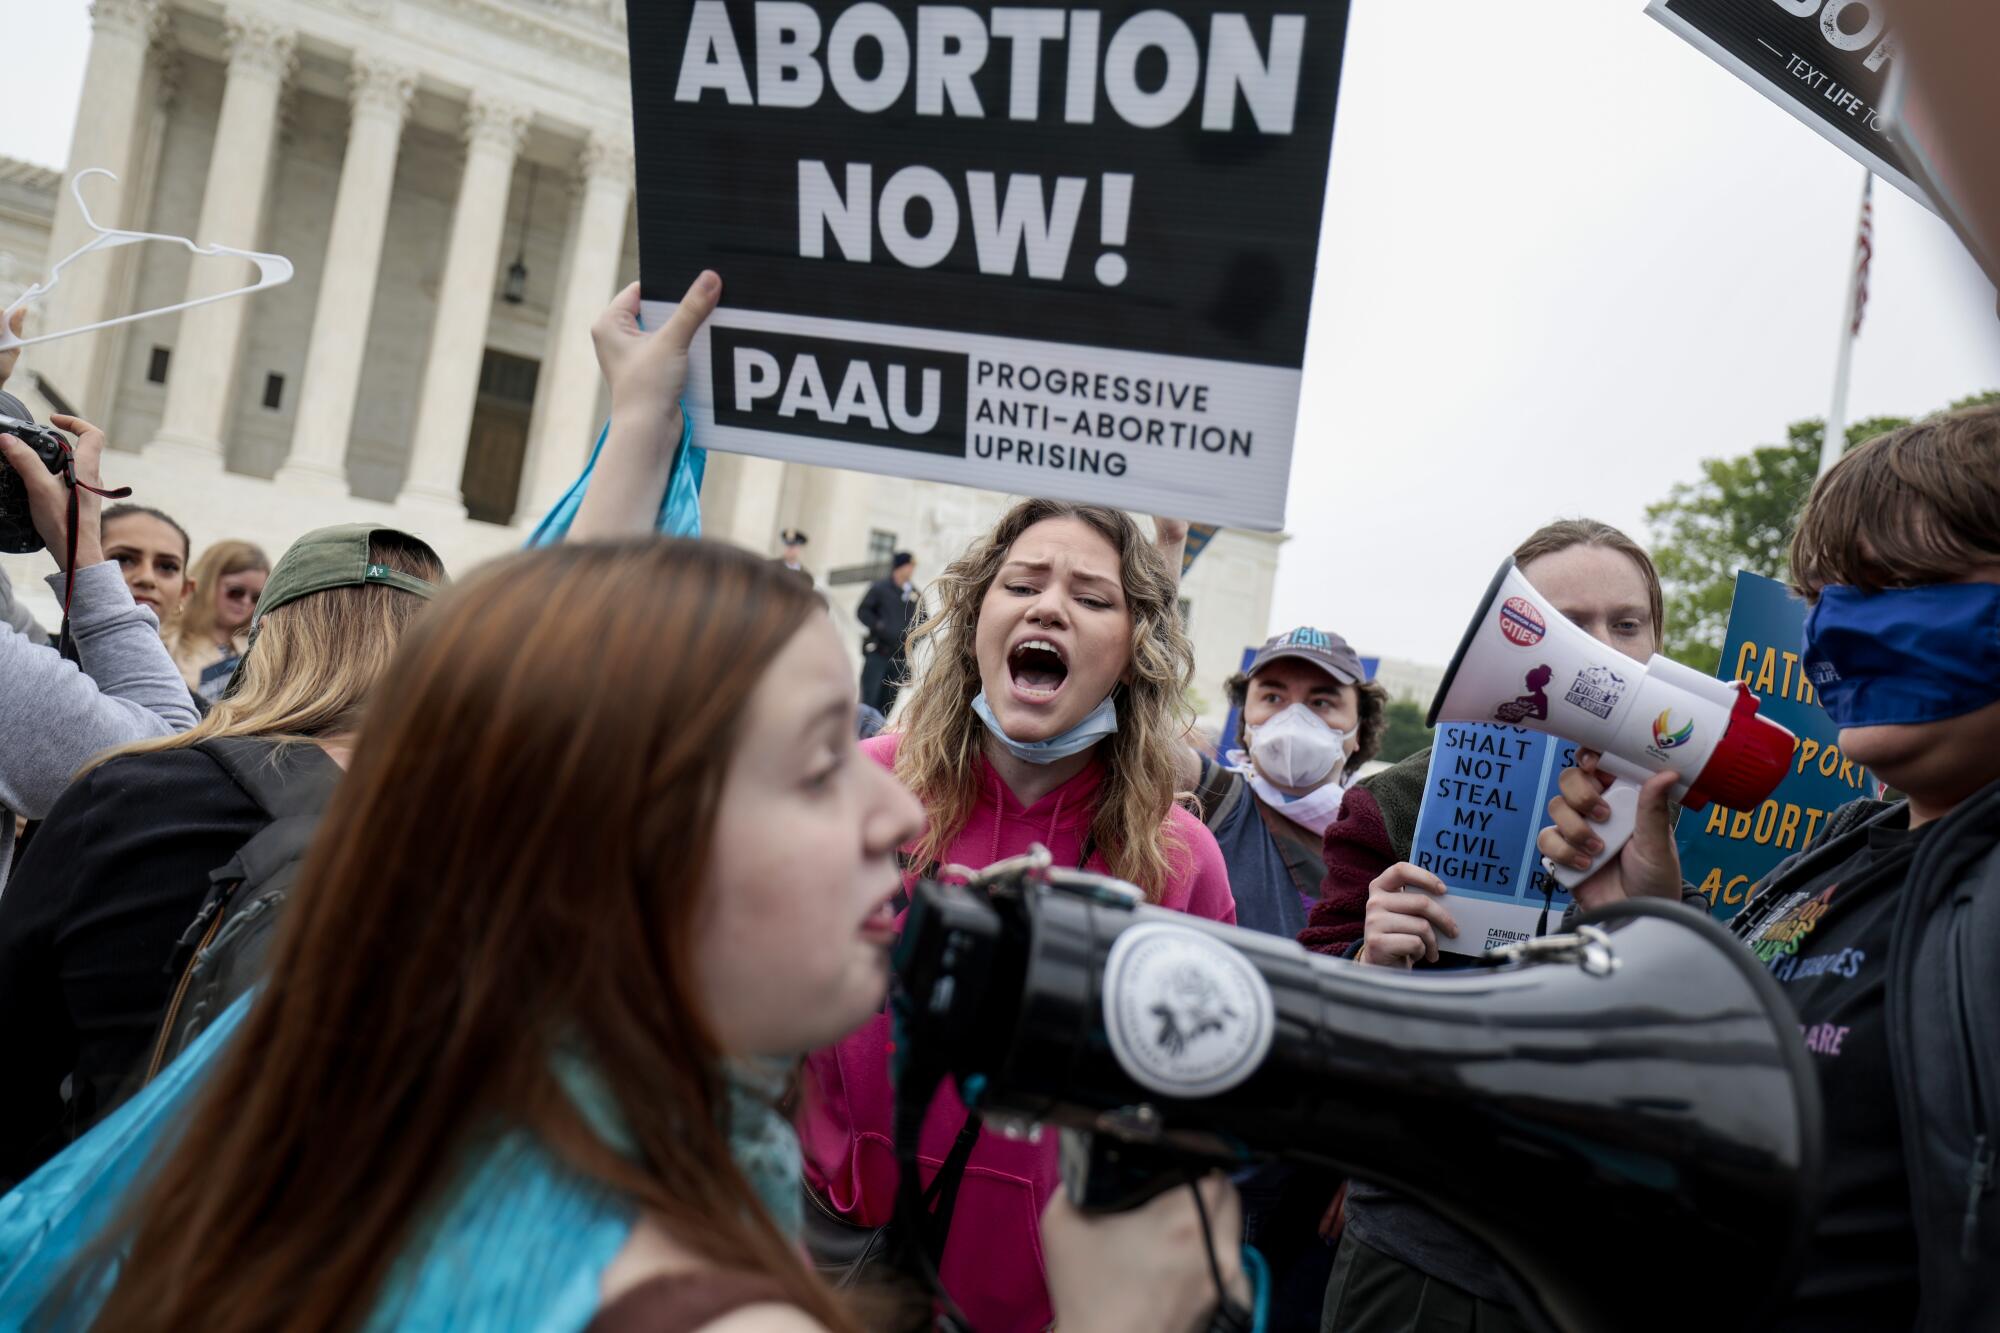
[1498,596,1547,648]
[1652,710,1695,751]
[1102,922,1276,1099]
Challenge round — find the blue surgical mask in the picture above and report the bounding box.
[971,689,1120,764]
[1802,583,2000,727]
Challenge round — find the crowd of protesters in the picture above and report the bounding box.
[2,8,2000,1326]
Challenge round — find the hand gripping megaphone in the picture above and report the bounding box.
[1430,560,1797,889]
[887,849,1822,1333]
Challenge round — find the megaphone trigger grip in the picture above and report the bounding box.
[1546,776,1642,890]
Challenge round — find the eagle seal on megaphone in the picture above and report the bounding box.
[1430,559,1798,887]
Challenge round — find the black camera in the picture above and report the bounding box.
[0,413,69,555]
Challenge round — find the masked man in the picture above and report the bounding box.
[1189,628,1386,939]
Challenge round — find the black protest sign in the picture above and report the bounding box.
[1646,0,1926,206]
[623,1,1350,529]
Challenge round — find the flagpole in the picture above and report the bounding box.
[1819,168,1874,479]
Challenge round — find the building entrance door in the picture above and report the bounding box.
[461,350,540,525]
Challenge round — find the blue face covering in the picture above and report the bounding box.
[972,689,1120,764]
[1802,583,2000,727]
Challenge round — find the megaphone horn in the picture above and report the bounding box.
[890,853,1824,1332]
[1429,560,1796,888]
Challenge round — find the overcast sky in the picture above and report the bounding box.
[10,2,1998,667]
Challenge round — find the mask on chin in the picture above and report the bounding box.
[972,689,1120,764]
[1244,702,1350,789]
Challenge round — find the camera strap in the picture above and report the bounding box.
[52,438,131,653]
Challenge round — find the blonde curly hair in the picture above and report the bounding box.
[892,500,1192,901]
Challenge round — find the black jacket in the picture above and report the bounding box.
[0,742,340,1187]
[1728,780,2000,1331]
[857,576,918,658]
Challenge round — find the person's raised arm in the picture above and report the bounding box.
[0,307,26,392]
[1153,516,1189,589]
[571,272,722,541]
[0,566,48,645]
[1156,515,1199,789]
[1172,731,1204,796]
[0,415,197,819]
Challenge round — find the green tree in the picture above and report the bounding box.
[1646,413,1907,674]
[1647,389,1999,673]
[1376,695,1433,765]
[1648,418,1896,676]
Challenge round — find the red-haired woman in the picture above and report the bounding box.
[556,275,1241,1333]
[0,277,1244,1333]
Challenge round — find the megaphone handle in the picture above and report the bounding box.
[1061,1128,1196,1213]
[1546,777,1643,891]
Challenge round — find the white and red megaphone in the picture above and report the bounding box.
[1430,560,1797,889]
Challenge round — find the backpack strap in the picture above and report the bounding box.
[1194,756,1248,831]
[1251,798,1329,904]
[194,737,343,821]
[146,742,342,1083]
[216,813,326,893]
[147,810,328,1083]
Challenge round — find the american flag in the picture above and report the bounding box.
[1850,174,1874,337]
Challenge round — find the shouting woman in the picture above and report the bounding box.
[799,498,1237,1331]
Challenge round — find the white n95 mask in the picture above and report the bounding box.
[1245,703,1349,789]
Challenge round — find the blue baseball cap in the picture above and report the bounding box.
[1246,627,1364,685]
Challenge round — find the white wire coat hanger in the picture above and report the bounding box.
[0,168,294,351]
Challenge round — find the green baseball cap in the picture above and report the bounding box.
[253,523,440,629]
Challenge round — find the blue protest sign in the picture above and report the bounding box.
[1181,523,1222,576]
[1410,724,1580,957]
[1676,571,1883,920]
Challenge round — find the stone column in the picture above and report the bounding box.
[28,0,165,412]
[146,9,296,468]
[399,93,532,514]
[277,56,417,493]
[789,462,861,567]
[519,129,632,517]
[92,40,181,429]
[703,453,788,551]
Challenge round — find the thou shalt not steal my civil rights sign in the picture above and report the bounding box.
[623,2,1350,529]
[1409,724,1583,960]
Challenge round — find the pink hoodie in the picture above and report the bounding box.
[799,734,1236,1332]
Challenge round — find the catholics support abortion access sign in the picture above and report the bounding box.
[1674,572,1885,920]
[622,2,1350,529]
[1645,0,1929,208]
